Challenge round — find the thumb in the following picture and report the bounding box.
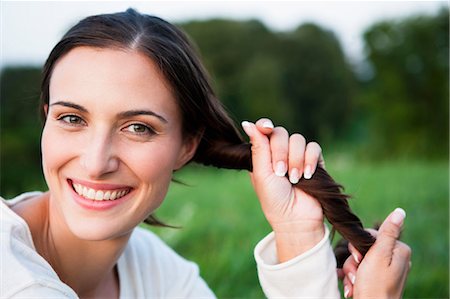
[241,121,272,176]
[373,208,406,265]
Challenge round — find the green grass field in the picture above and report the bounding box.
[149,159,449,298]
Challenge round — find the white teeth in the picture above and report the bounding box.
[87,188,96,200]
[95,190,104,201]
[74,184,82,194]
[72,183,129,201]
[82,186,88,197]
[110,191,117,200]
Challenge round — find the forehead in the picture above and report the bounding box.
[49,46,179,118]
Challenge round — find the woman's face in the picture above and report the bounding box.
[42,46,196,240]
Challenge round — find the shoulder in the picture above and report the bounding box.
[1,192,39,249]
[1,193,77,298]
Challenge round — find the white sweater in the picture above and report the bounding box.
[1,192,339,298]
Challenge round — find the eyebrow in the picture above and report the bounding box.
[50,101,88,113]
[50,101,168,123]
[118,110,168,123]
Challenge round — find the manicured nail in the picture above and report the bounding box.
[289,168,300,184]
[344,285,350,298]
[303,165,312,179]
[390,208,406,226]
[353,252,360,264]
[241,121,253,135]
[275,161,287,177]
[348,272,356,285]
[262,120,274,129]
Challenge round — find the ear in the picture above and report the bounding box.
[174,133,202,170]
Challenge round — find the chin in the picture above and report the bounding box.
[65,215,137,241]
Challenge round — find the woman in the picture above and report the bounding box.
[0,9,410,298]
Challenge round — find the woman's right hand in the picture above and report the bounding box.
[241,119,326,262]
[342,208,412,298]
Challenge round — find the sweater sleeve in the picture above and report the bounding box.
[254,225,340,298]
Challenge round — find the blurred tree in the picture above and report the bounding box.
[277,23,356,141]
[238,53,292,126]
[181,19,277,123]
[0,67,45,196]
[181,20,357,141]
[361,8,449,158]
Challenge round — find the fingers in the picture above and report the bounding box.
[241,121,272,177]
[255,119,291,178]
[343,275,353,298]
[373,208,406,265]
[270,127,289,177]
[342,254,358,286]
[288,134,306,184]
[391,241,412,275]
[348,242,362,264]
[304,142,323,179]
[243,118,323,182]
[342,247,363,298]
[255,118,274,135]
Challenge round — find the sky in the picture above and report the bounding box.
[0,1,447,68]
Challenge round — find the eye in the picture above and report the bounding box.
[124,123,155,136]
[58,115,85,126]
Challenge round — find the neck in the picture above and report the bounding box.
[14,192,130,297]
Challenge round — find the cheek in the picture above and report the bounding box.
[123,142,180,184]
[122,141,183,218]
[41,125,87,193]
[41,126,73,181]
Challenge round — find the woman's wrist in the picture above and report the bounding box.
[272,221,325,263]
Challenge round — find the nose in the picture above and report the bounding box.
[80,130,119,178]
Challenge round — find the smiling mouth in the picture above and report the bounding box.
[70,181,131,201]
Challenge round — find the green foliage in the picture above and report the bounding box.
[180,20,357,141]
[179,9,448,155]
[181,19,291,127]
[1,67,46,196]
[360,8,449,158]
[277,23,356,141]
[150,160,449,298]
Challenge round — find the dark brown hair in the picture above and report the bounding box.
[40,8,375,264]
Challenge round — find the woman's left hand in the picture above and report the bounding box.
[340,208,411,299]
[242,118,325,262]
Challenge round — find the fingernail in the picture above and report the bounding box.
[304,165,312,179]
[353,252,360,264]
[289,168,300,184]
[348,272,356,285]
[344,285,350,298]
[262,120,274,129]
[390,208,406,226]
[241,121,253,135]
[275,161,287,177]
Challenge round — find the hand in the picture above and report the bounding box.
[341,208,411,298]
[241,118,325,262]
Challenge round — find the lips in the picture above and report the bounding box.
[69,179,132,201]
